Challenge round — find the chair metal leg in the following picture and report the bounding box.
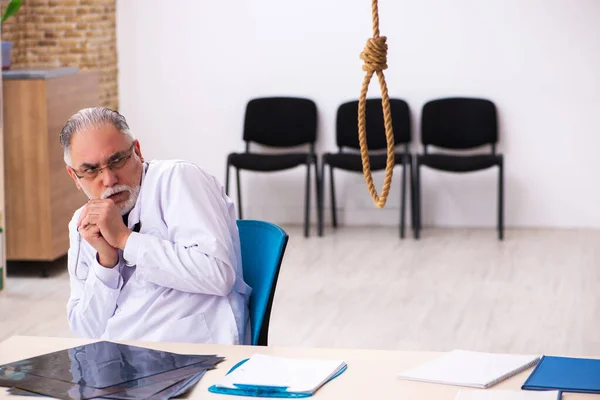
[236,168,243,220]
[304,160,311,238]
[329,165,338,228]
[319,161,326,236]
[400,158,407,239]
[498,161,504,240]
[316,159,323,237]
[414,160,421,239]
[225,160,230,195]
[410,159,416,236]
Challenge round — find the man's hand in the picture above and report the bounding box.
[78,199,132,251]
[78,223,119,268]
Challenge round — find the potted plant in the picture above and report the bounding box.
[1,0,22,70]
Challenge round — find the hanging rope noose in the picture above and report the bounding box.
[358,0,395,208]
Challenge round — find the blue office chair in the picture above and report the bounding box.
[236,220,289,346]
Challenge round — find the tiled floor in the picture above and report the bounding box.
[2,226,599,357]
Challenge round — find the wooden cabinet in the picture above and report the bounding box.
[2,68,99,261]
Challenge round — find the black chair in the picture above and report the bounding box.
[414,97,504,240]
[226,97,321,238]
[319,98,413,238]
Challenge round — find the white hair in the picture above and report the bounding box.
[60,107,135,166]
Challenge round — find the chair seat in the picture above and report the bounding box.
[418,153,501,172]
[323,152,411,172]
[228,152,313,172]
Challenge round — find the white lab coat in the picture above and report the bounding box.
[66,160,252,345]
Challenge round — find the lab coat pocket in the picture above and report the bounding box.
[171,312,213,343]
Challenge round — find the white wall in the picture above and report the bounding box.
[117,0,600,229]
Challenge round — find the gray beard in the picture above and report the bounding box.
[83,184,141,215]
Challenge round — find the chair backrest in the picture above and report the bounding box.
[336,98,411,150]
[236,219,289,346]
[421,97,498,150]
[243,97,317,148]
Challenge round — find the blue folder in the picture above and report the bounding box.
[208,358,348,398]
[522,355,600,394]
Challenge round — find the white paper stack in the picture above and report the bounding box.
[397,350,540,389]
[210,354,347,396]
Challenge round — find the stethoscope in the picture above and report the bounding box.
[72,231,86,281]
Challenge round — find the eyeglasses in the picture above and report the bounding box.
[71,144,135,181]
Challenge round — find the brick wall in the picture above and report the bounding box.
[1,0,118,109]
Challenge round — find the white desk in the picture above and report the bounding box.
[0,336,597,399]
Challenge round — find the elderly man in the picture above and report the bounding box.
[61,107,251,345]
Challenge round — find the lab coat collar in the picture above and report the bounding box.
[125,161,149,231]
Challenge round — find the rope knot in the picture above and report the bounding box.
[360,36,388,72]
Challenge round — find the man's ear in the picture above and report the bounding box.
[133,140,144,163]
[66,166,82,191]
